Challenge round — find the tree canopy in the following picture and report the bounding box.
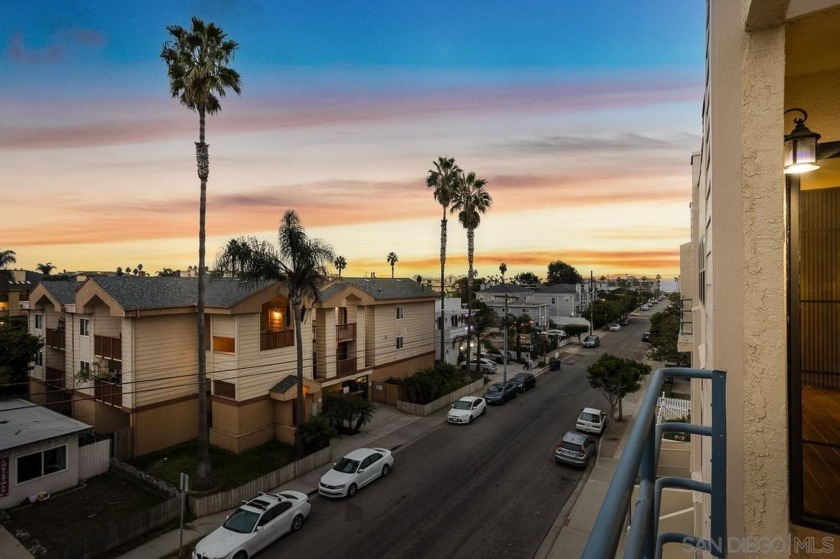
[513,271,540,285]
[546,260,583,285]
[586,353,651,420]
[648,302,690,366]
[0,321,42,395]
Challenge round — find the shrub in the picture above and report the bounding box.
[399,363,468,404]
[298,414,336,452]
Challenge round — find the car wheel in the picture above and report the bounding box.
[234,552,248,559]
[381,464,391,477]
[347,483,358,497]
[482,407,487,415]
[467,415,472,424]
[291,514,304,532]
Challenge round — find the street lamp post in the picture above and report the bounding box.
[589,270,594,336]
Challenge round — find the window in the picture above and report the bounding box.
[35,351,43,367]
[268,307,283,331]
[396,306,404,320]
[396,336,404,350]
[35,314,43,329]
[79,318,90,337]
[80,361,90,376]
[551,297,556,305]
[212,336,235,353]
[17,446,67,483]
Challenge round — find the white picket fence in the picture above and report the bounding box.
[657,393,691,423]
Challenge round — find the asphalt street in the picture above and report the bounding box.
[263,310,655,559]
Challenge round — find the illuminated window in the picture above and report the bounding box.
[268,307,283,331]
[213,337,236,353]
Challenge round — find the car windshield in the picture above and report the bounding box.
[333,458,360,474]
[585,336,596,341]
[486,384,502,393]
[512,374,526,382]
[452,400,472,410]
[223,508,260,534]
[580,413,600,422]
[561,441,583,452]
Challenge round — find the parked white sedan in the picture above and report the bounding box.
[447,396,487,424]
[192,491,310,559]
[318,447,394,498]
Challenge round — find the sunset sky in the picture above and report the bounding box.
[2,1,705,285]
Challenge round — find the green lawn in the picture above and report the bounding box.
[130,440,296,492]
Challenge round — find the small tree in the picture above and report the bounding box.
[586,353,651,421]
[546,260,583,285]
[0,321,42,394]
[563,324,590,342]
[297,415,337,452]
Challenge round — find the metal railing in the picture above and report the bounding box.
[680,298,693,336]
[582,367,727,559]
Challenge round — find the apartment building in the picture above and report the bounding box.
[433,297,470,366]
[26,275,436,457]
[681,0,840,550]
[476,284,578,327]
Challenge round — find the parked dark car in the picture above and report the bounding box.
[484,382,518,404]
[509,372,536,392]
[582,335,601,348]
[555,431,598,468]
[641,331,652,342]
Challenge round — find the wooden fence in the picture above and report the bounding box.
[189,446,331,517]
[396,378,485,416]
[46,497,180,559]
[78,438,111,480]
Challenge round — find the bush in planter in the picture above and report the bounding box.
[400,363,466,405]
[298,414,336,452]
[322,394,377,434]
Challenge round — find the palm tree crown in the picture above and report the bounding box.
[499,263,507,283]
[0,249,16,283]
[387,252,398,278]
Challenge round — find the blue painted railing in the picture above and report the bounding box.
[581,367,727,559]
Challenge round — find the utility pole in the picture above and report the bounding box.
[496,289,519,389]
[589,270,594,336]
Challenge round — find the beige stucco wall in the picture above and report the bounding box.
[210,397,275,453]
[132,397,197,456]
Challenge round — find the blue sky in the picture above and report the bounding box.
[2,0,705,282]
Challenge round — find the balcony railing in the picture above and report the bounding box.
[45,328,66,350]
[336,322,357,342]
[260,329,295,350]
[582,367,727,559]
[337,358,357,377]
[94,335,122,361]
[94,377,122,407]
[45,367,65,389]
[680,298,693,335]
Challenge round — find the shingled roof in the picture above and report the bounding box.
[322,277,438,301]
[36,280,80,305]
[89,276,280,310]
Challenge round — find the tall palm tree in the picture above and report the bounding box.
[216,210,334,455]
[386,252,398,278]
[427,156,461,364]
[0,249,16,283]
[499,263,507,284]
[334,256,347,277]
[451,170,492,375]
[161,17,242,490]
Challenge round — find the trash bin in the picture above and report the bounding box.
[550,360,562,371]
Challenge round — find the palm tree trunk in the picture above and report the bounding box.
[439,214,447,365]
[293,299,306,457]
[467,228,478,374]
[195,108,213,489]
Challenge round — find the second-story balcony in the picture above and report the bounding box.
[94,335,122,361]
[337,358,357,377]
[677,298,693,353]
[261,329,295,350]
[45,367,65,389]
[336,322,357,342]
[45,328,66,350]
[94,377,122,407]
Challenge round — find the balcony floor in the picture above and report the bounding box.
[802,385,840,521]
